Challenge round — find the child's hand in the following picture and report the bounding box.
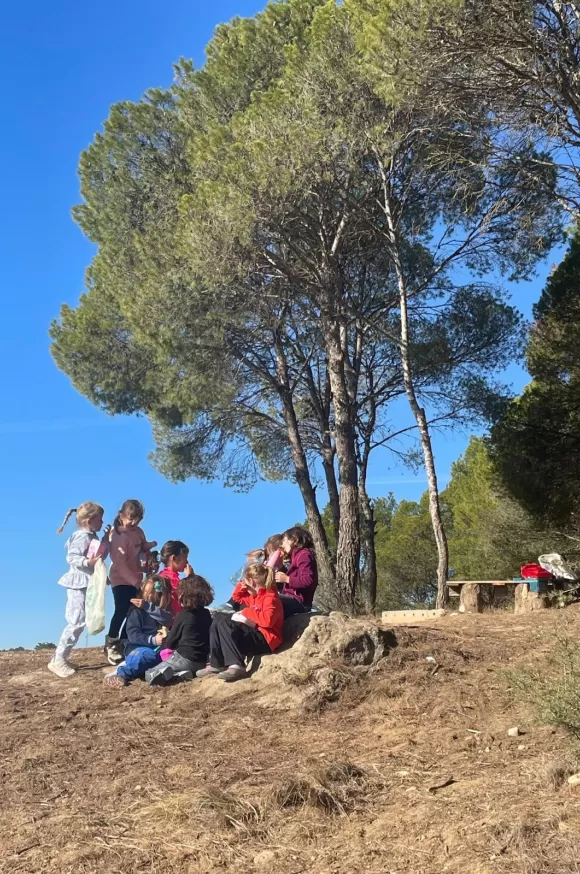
[185,563,194,576]
[87,556,101,567]
[145,540,157,550]
[130,598,144,609]
[101,525,112,542]
[275,571,289,585]
[154,632,164,646]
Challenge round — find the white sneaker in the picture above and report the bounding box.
[106,646,123,666]
[48,659,75,679]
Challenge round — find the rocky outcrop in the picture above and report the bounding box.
[195,612,397,709]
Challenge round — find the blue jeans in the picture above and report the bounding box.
[117,647,160,680]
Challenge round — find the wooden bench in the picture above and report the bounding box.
[447,579,551,614]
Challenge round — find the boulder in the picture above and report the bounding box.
[277,611,397,665]
[195,612,397,710]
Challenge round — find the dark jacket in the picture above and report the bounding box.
[281,547,318,608]
[164,607,212,664]
[125,602,173,654]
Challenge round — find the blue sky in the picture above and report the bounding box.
[0,0,558,649]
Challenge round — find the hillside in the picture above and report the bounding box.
[3,609,580,874]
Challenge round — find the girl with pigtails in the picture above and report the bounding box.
[48,502,110,679]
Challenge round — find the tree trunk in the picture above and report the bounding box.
[459,584,483,614]
[324,321,360,611]
[322,447,340,547]
[283,404,336,598]
[305,363,340,547]
[359,480,377,613]
[514,583,549,614]
[381,178,449,609]
[273,341,336,597]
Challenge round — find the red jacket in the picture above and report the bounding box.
[282,547,318,608]
[159,567,181,616]
[231,583,284,651]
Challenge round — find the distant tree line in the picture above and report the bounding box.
[1,643,56,652]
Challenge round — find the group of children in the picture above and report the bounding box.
[48,500,319,687]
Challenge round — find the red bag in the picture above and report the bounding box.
[521,562,552,579]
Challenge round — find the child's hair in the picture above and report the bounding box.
[160,540,189,564]
[246,533,283,563]
[244,562,276,591]
[178,574,214,609]
[283,525,314,551]
[141,575,172,611]
[57,502,104,534]
[114,499,145,529]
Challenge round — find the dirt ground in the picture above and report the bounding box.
[2,608,580,874]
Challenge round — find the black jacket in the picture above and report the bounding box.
[164,607,212,664]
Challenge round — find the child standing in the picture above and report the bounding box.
[105,499,157,665]
[104,576,173,688]
[275,526,318,614]
[49,502,109,679]
[145,574,214,686]
[197,563,283,683]
[158,540,192,616]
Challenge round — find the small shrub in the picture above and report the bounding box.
[272,760,376,816]
[508,635,580,740]
[197,787,265,831]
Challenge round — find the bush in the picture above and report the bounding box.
[508,634,580,740]
[34,641,57,651]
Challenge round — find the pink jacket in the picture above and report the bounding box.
[108,526,148,588]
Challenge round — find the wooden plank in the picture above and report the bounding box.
[382,609,445,624]
[446,580,513,587]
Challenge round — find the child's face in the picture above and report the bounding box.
[282,535,293,555]
[171,553,189,572]
[141,583,156,603]
[120,513,140,528]
[86,514,103,532]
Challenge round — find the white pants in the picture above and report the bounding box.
[55,588,86,661]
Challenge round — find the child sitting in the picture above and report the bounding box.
[158,540,193,616]
[247,534,285,571]
[104,576,173,688]
[197,562,283,683]
[214,534,284,614]
[145,574,214,686]
[275,526,318,615]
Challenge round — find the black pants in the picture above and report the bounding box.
[209,617,271,668]
[279,595,308,618]
[108,585,138,638]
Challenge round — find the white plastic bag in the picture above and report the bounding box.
[85,557,107,635]
[538,553,577,581]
